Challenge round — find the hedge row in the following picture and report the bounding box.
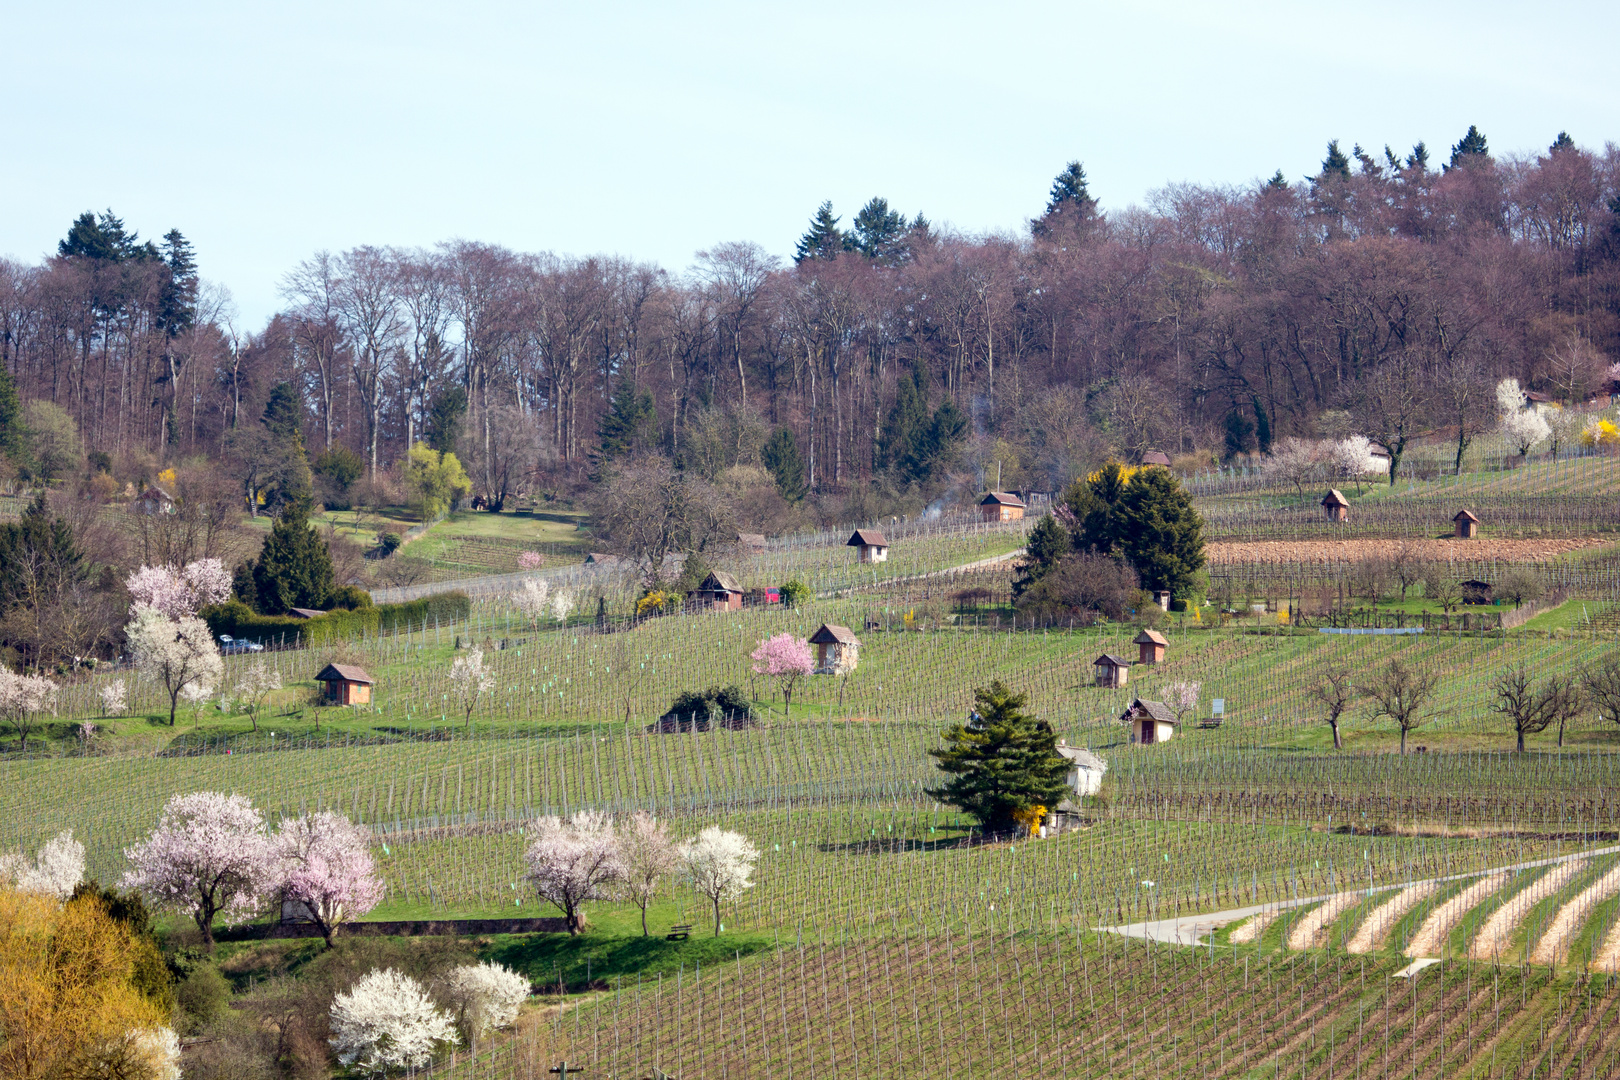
[201,592,472,647]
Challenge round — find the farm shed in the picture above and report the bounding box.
[316,663,374,706]
[1140,450,1172,467]
[583,552,622,567]
[1454,510,1480,538]
[1093,654,1130,688]
[1368,443,1392,473]
[1121,698,1177,745]
[737,532,768,552]
[289,607,327,619]
[979,491,1026,522]
[135,484,176,515]
[1461,579,1493,604]
[1321,489,1349,522]
[809,624,859,674]
[1153,589,1172,611]
[1055,740,1107,798]
[1523,389,1558,414]
[688,571,744,612]
[1134,629,1168,665]
[846,529,889,564]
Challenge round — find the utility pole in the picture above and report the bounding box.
[550,1063,584,1078]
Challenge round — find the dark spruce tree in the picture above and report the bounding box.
[0,365,23,464]
[877,363,930,478]
[1405,142,1431,172]
[262,382,304,442]
[156,229,199,340]
[596,378,657,462]
[926,680,1071,835]
[252,499,335,616]
[1012,514,1070,599]
[1318,140,1353,184]
[57,209,158,263]
[793,202,845,264]
[1062,462,1132,557]
[1252,395,1272,454]
[426,386,468,454]
[847,197,910,262]
[1448,125,1489,169]
[1550,131,1576,154]
[761,427,807,503]
[1117,466,1206,598]
[1266,170,1290,190]
[1032,160,1097,237]
[909,398,968,485]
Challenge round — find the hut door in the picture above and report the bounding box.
[1141,720,1154,745]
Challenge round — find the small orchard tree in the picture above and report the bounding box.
[618,811,679,936]
[442,962,530,1055]
[127,607,223,726]
[99,679,127,717]
[234,660,282,732]
[1162,681,1200,726]
[680,826,759,937]
[750,633,813,718]
[121,791,277,949]
[0,667,58,750]
[0,829,84,898]
[1491,665,1581,752]
[1362,658,1440,754]
[278,811,384,948]
[448,648,495,727]
[510,577,549,629]
[551,588,575,626]
[1309,664,1355,750]
[926,680,1071,834]
[1585,656,1620,735]
[523,811,623,934]
[517,550,543,570]
[329,968,457,1076]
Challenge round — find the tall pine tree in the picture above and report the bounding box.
[926,680,1071,834]
[1032,161,1097,237]
[761,427,807,503]
[596,378,657,462]
[793,202,845,263]
[252,505,336,615]
[1447,125,1489,169]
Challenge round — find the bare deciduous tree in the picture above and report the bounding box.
[1492,665,1582,752]
[1362,657,1440,754]
[1309,664,1355,750]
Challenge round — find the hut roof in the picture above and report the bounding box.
[737,532,768,550]
[980,491,1026,507]
[808,623,860,646]
[1321,489,1350,507]
[697,571,742,594]
[289,607,326,619]
[1460,579,1492,589]
[1122,698,1177,725]
[1133,629,1169,646]
[583,552,621,565]
[1093,653,1131,668]
[1055,741,1107,770]
[1140,451,1172,467]
[1454,509,1480,523]
[846,529,888,548]
[1525,390,1554,403]
[316,663,374,685]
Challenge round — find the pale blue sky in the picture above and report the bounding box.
[3,0,1617,327]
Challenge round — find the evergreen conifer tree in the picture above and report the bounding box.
[1117,466,1206,598]
[761,427,807,503]
[926,680,1071,834]
[847,198,910,262]
[1550,131,1575,154]
[1032,161,1097,237]
[877,364,929,476]
[262,383,303,443]
[1012,514,1070,599]
[426,386,468,455]
[1063,462,1131,557]
[1252,395,1273,453]
[1447,125,1489,168]
[596,378,657,462]
[793,202,845,263]
[1405,142,1431,172]
[156,229,199,339]
[1266,170,1290,190]
[1318,140,1352,183]
[0,366,24,464]
[252,503,336,615]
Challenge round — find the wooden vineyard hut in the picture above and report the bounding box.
[316,663,374,705]
[1461,579,1493,605]
[1140,450,1172,467]
[1321,489,1350,522]
[809,624,860,674]
[1093,654,1130,688]
[688,570,744,611]
[1121,698,1177,745]
[1454,510,1480,538]
[846,529,889,564]
[979,491,1027,522]
[1134,629,1168,665]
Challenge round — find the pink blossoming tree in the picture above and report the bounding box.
[751,633,814,719]
[278,810,385,948]
[523,810,623,934]
[121,791,278,949]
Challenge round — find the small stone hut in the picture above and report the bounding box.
[1055,740,1107,798]
[1093,654,1130,688]
[688,571,744,611]
[980,492,1027,523]
[316,663,374,706]
[809,624,860,674]
[846,529,889,564]
[1321,489,1350,522]
[1454,510,1479,539]
[1134,629,1168,665]
[1121,698,1177,745]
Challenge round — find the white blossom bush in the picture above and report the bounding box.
[120,791,278,947]
[329,968,457,1076]
[127,606,223,726]
[277,810,384,947]
[0,828,84,898]
[442,961,531,1048]
[680,826,759,936]
[99,679,127,717]
[524,810,623,933]
[1497,378,1551,456]
[125,1026,182,1080]
[234,659,282,732]
[551,588,575,626]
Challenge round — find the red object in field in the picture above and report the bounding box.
[765,587,780,604]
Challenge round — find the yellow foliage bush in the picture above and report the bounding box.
[636,590,677,617]
[1012,804,1048,836]
[1580,418,1620,447]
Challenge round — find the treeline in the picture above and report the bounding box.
[2,126,1618,518]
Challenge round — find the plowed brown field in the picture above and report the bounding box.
[1207,537,1613,563]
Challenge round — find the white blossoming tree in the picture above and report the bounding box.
[1163,681,1202,726]
[442,961,531,1053]
[680,826,759,937]
[234,659,282,732]
[121,791,278,949]
[448,647,495,727]
[125,558,234,620]
[1497,378,1550,457]
[0,667,59,750]
[127,606,223,726]
[99,679,127,717]
[278,811,385,948]
[523,810,623,934]
[329,968,457,1076]
[551,588,575,626]
[0,828,85,898]
[510,577,550,629]
[617,810,679,936]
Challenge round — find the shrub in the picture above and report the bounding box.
[779,579,812,608]
[201,592,471,648]
[378,532,403,557]
[653,685,753,732]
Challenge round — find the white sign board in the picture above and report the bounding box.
[1212,699,1225,716]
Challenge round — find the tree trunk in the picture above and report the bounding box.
[640,903,649,937]
[1331,720,1341,751]
[712,895,721,937]
[1399,727,1407,754]
[1518,728,1526,753]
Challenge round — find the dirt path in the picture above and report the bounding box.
[1404,872,1510,957]
[1228,911,1275,944]
[1530,863,1620,965]
[1286,891,1362,951]
[1207,537,1611,564]
[1469,860,1586,961]
[1346,881,1437,954]
[1589,910,1620,972]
